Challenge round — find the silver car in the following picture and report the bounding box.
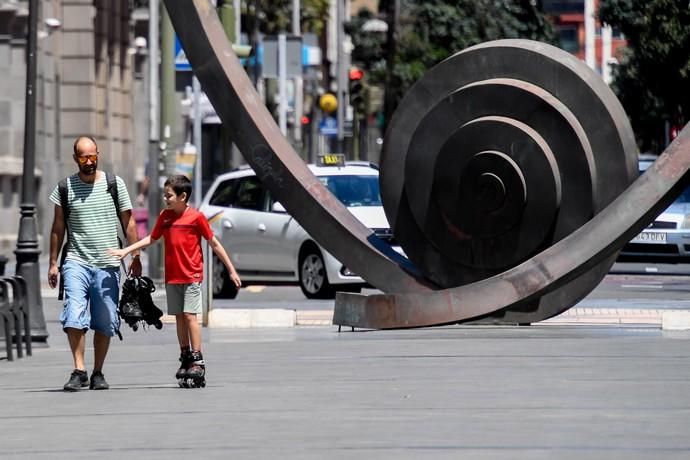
[199,162,398,299]
[619,155,690,259]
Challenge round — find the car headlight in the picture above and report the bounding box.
[683,215,690,229]
[340,266,357,277]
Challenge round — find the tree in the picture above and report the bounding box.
[349,0,557,126]
[244,0,330,35]
[598,0,690,153]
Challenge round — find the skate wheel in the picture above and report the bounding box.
[132,323,138,332]
[155,321,163,330]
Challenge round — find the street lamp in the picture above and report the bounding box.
[14,0,48,343]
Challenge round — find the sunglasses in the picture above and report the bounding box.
[76,154,98,165]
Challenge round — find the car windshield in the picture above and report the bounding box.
[318,175,382,207]
[675,187,690,204]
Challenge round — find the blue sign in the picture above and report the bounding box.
[319,117,338,136]
[175,35,192,71]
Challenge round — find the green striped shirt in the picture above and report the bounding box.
[49,173,132,268]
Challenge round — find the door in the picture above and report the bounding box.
[217,176,267,275]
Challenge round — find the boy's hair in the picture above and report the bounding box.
[164,174,192,202]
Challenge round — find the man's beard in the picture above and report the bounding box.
[80,164,97,176]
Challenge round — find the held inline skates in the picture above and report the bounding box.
[118,276,164,331]
[178,350,206,388]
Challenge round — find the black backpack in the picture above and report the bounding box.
[57,172,124,300]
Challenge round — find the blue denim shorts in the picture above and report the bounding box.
[60,259,121,337]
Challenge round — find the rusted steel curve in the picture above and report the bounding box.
[378,40,638,324]
[333,125,690,329]
[163,0,432,293]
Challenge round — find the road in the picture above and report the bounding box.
[211,262,690,312]
[37,254,690,312]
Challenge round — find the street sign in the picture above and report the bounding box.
[319,116,338,136]
[176,35,251,71]
[263,35,302,78]
[175,35,192,71]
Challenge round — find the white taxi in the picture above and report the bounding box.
[199,159,397,299]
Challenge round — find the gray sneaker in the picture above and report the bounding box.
[89,370,110,390]
[63,369,89,392]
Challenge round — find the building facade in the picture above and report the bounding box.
[0,0,140,256]
[543,0,627,80]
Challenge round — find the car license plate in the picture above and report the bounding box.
[631,231,667,244]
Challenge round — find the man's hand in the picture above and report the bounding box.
[48,264,59,289]
[128,256,143,277]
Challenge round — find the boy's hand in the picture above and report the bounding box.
[230,271,242,288]
[107,248,127,259]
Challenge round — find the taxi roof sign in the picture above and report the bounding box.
[317,154,346,167]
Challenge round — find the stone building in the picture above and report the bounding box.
[0,0,141,256]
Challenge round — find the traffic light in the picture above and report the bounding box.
[349,67,367,115]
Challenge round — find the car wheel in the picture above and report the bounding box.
[212,255,239,299]
[299,248,335,299]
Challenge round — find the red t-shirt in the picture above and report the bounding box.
[150,207,214,284]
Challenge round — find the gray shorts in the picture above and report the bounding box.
[165,282,202,315]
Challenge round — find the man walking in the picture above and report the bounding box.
[47,136,142,391]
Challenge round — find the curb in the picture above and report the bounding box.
[208,309,297,328]
[161,309,335,327]
[162,308,690,329]
[661,311,690,330]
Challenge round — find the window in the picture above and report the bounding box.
[318,175,382,207]
[557,25,579,53]
[235,177,266,211]
[209,179,238,207]
[542,0,584,14]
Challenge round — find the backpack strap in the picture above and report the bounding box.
[57,178,70,301]
[58,177,70,221]
[105,172,126,234]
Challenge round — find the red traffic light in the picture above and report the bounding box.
[349,67,364,81]
[301,115,310,125]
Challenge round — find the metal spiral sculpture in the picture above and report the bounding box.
[165,1,690,329]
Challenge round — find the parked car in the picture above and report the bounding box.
[199,160,398,299]
[619,154,690,260]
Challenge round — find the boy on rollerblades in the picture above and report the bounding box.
[108,175,241,388]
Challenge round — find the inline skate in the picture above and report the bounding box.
[175,349,191,384]
[118,276,164,331]
[178,350,206,388]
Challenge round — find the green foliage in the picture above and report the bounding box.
[244,0,330,35]
[599,0,690,152]
[349,0,557,116]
